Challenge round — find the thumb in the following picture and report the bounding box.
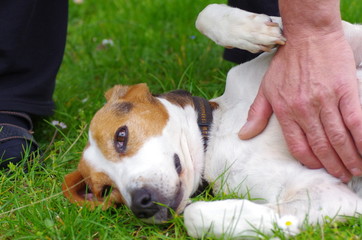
[238,89,273,140]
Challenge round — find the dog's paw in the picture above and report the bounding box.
[196,4,286,53]
[241,14,286,52]
[183,200,277,238]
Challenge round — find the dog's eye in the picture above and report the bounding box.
[114,126,128,154]
[174,154,182,175]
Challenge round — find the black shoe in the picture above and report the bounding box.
[0,111,39,169]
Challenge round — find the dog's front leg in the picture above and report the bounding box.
[196,4,286,53]
[184,199,299,238]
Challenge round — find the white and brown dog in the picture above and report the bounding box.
[63,4,362,238]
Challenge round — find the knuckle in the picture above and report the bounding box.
[335,82,353,96]
[328,131,347,147]
[288,142,308,159]
[344,111,362,129]
[289,97,312,116]
[310,140,330,157]
[292,104,308,116]
[248,103,259,117]
[290,96,306,109]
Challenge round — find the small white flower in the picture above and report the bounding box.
[101,39,114,46]
[59,122,67,129]
[73,0,84,4]
[51,120,68,129]
[51,120,59,126]
[277,215,299,235]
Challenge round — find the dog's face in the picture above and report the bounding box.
[63,84,201,223]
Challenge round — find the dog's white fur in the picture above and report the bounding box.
[184,4,362,238]
[65,4,362,239]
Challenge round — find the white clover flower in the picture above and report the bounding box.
[277,215,299,235]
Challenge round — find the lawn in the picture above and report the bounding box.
[1,0,362,239]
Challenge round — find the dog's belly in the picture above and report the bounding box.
[205,108,298,201]
[204,53,317,202]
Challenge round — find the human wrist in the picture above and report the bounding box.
[280,0,343,38]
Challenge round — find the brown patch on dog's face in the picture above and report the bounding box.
[77,156,124,203]
[62,154,125,209]
[90,84,169,162]
[114,102,133,114]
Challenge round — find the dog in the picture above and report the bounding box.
[62,4,362,238]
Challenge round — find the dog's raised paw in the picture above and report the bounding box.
[196,4,286,53]
[241,13,286,52]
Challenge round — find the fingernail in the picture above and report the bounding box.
[351,168,362,176]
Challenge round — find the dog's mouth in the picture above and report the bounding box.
[75,183,124,208]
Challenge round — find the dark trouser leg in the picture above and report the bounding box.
[0,0,68,168]
[0,0,68,116]
[224,0,279,64]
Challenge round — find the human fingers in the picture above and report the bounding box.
[238,88,273,140]
[302,113,352,182]
[277,115,323,169]
[320,106,362,178]
[338,89,362,176]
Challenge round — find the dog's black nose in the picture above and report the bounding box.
[131,188,160,219]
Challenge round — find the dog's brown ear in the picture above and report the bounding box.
[62,170,105,209]
[105,83,153,103]
[105,85,130,102]
[122,83,153,102]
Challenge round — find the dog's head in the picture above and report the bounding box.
[62,83,204,223]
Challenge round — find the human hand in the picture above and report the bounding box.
[238,30,362,182]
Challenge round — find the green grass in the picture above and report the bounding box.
[1,0,362,239]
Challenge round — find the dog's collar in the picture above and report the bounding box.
[192,96,213,151]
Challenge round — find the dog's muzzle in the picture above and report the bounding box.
[130,185,184,223]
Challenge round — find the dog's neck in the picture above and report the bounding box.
[158,90,217,196]
[158,90,216,150]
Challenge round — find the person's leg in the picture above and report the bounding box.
[0,0,68,168]
[224,0,279,64]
